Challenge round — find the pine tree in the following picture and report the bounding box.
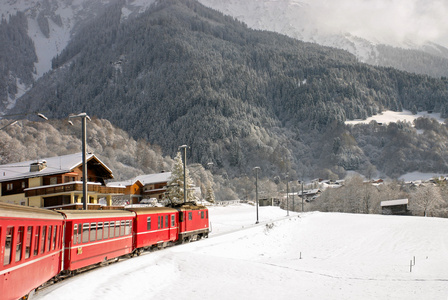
[166,151,195,204]
[205,181,215,204]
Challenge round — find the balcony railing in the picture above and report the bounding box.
[25,182,125,197]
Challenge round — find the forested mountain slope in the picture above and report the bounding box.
[9,0,448,180]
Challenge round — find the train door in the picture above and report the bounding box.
[169,214,176,241]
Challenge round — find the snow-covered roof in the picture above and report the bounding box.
[134,172,172,185]
[108,172,172,188]
[0,152,107,182]
[107,179,143,188]
[381,199,409,207]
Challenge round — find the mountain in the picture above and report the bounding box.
[6,0,448,181]
[198,0,448,79]
[0,0,158,113]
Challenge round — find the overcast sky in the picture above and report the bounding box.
[306,0,448,47]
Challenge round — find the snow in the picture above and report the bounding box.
[345,110,445,126]
[33,204,448,300]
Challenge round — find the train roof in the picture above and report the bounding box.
[0,202,64,220]
[56,209,135,220]
[125,206,178,215]
[173,203,208,211]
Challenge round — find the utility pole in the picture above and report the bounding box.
[178,145,188,204]
[301,180,304,212]
[69,113,90,210]
[286,174,289,216]
[254,167,260,224]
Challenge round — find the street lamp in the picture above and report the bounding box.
[69,113,91,210]
[286,174,290,216]
[0,112,48,130]
[178,145,188,204]
[254,166,260,224]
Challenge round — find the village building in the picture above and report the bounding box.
[107,172,172,204]
[0,153,125,208]
[381,199,409,215]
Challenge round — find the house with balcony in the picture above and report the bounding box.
[107,172,172,204]
[0,152,125,208]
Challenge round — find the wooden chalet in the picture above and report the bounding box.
[381,199,409,215]
[0,153,125,208]
[107,172,172,204]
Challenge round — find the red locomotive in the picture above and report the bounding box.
[0,202,209,300]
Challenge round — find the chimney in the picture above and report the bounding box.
[30,160,47,172]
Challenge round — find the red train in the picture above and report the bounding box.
[0,202,209,300]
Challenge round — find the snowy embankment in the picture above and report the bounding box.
[34,204,448,300]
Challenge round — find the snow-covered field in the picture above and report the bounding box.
[345,110,445,126]
[33,204,448,300]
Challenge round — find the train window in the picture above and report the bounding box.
[165,215,168,228]
[125,221,130,235]
[110,222,115,238]
[115,221,120,237]
[188,212,192,221]
[158,216,161,229]
[206,211,208,219]
[73,224,78,245]
[4,226,13,266]
[147,217,151,231]
[179,212,184,222]
[90,223,97,242]
[34,226,40,256]
[25,226,32,259]
[97,222,103,241]
[40,226,47,254]
[201,211,204,219]
[15,226,24,262]
[52,226,57,250]
[47,226,52,252]
[171,215,175,227]
[82,224,89,243]
[120,221,125,236]
[103,222,109,239]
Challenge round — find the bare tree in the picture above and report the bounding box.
[410,185,444,217]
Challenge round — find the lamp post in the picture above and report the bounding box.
[178,145,188,204]
[301,179,304,212]
[0,112,48,130]
[69,113,91,210]
[254,166,260,224]
[286,174,290,216]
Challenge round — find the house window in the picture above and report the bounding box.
[6,183,13,191]
[21,181,26,189]
[49,177,57,185]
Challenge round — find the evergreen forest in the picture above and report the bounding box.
[5,0,448,183]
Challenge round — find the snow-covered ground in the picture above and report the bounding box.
[33,204,448,300]
[345,110,445,126]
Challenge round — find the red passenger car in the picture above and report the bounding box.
[126,207,179,254]
[59,210,135,272]
[176,203,209,243]
[0,203,64,300]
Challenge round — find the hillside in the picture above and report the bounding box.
[199,0,448,78]
[6,0,448,181]
[33,205,448,300]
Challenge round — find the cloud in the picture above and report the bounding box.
[306,0,448,47]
